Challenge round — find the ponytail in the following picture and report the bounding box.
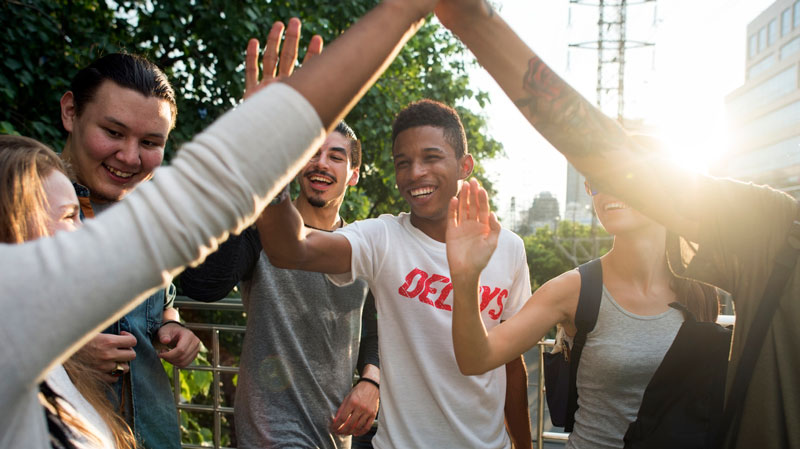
[666,232,720,322]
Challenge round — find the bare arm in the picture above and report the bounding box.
[256,198,353,274]
[504,355,532,449]
[436,2,702,240]
[284,0,434,132]
[447,180,578,375]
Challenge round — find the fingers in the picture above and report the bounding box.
[263,21,286,79]
[278,17,302,77]
[458,180,470,222]
[468,178,479,220]
[489,212,501,232]
[447,196,459,231]
[303,35,324,64]
[158,328,202,367]
[477,180,490,224]
[244,38,260,98]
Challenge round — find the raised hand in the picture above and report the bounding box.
[244,17,324,100]
[445,178,501,281]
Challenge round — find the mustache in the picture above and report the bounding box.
[304,169,337,184]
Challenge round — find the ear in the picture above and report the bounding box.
[348,167,360,186]
[459,154,474,180]
[60,92,76,133]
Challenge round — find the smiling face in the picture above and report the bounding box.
[297,131,359,209]
[586,181,659,235]
[393,125,473,229]
[42,169,82,235]
[60,80,173,204]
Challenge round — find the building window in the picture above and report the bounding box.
[783,8,793,36]
[795,1,800,29]
[759,26,768,52]
[750,34,759,58]
[769,19,779,45]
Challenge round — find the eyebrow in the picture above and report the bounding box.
[104,116,166,139]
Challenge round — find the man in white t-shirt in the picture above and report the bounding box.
[258,99,533,449]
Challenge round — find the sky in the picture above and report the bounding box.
[460,0,776,224]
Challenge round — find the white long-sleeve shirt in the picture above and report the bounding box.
[0,83,324,449]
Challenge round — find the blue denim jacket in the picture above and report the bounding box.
[75,183,181,449]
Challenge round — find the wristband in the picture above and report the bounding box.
[160,320,187,329]
[358,377,379,390]
[269,183,290,205]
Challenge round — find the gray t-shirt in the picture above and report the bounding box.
[566,286,683,449]
[235,253,369,449]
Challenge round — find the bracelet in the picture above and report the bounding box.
[160,320,186,329]
[358,377,379,390]
[269,183,290,205]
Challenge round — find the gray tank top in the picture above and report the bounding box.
[565,285,684,449]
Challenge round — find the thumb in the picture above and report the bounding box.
[160,327,175,344]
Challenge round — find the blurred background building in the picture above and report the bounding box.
[719,0,800,198]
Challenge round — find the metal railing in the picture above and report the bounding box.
[172,297,245,449]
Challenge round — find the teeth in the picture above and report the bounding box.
[411,186,435,197]
[105,164,133,179]
[309,175,332,184]
[605,202,628,211]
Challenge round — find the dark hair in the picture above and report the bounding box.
[70,53,177,127]
[334,121,361,169]
[666,234,720,322]
[391,99,468,159]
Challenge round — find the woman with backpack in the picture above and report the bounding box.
[446,175,720,449]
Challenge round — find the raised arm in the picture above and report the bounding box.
[436,2,703,241]
[1,0,437,405]
[255,198,353,274]
[286,0,434,131]
[446,180,579,374]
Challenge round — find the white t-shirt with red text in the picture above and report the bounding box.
[329,213,531,449]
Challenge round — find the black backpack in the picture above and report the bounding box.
[622,303,731,449]
[542,258,603,431]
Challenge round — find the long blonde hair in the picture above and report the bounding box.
[0,135,137,449]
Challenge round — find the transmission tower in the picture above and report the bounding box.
[558,0,656,265]
[569,0,655,120]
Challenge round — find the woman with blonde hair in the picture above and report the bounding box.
[0,135,136,449]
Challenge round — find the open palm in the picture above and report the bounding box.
[446,179,501,280]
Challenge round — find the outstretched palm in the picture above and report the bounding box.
[244,18,324,100]
[445,179,501,280]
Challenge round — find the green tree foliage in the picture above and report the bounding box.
[523,221,613,290]
[1,0,503,222]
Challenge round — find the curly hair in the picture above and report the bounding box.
[391,99,468,159]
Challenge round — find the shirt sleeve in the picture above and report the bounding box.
[180,227,262,302]
[327,218,387,287]
[682,177,798,302]
[356,290,380,371]
[0,83,325,407]
[501,231,533,320]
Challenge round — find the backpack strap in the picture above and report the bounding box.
[564,258,603,432]
[712,218,800,447]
